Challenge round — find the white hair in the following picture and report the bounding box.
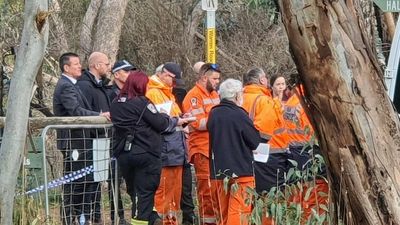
[155,64,164,74]
[219,78,243,101]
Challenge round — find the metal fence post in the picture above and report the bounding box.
[41,124,112,224]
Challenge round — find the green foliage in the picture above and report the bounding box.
[219,170,241,195]
[220,154,330,224]
[246,142,330,224]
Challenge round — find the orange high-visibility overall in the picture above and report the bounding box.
[283,89,329,222]
[182,83,220,224]
[147,75,184,225]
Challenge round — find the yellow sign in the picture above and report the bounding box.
[206,28,216,64]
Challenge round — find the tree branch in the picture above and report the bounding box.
[0,116,110,130]
[156,1,243,68]
[92,0,129,64]
[79,0,102,62]
[30,103,54,117]
[49,0,69,54]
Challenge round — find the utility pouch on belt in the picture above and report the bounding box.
[123,100,147,153]
[124,134,134,151]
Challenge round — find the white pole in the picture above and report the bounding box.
[206,10,216,64]
[202,0,218,64]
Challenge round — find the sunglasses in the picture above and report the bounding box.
[205,64,221,73]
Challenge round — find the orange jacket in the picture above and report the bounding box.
[182,83,219,159]
[283,92,314,147]
[146,75,182,117]
[242,85,287,152]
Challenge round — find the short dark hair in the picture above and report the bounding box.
[198,63,221,79]
[243,67,265,85]
[59,52,79,73]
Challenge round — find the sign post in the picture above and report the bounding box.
[375,0,400,113]
[373,0,400,12]
[202,0,218,64]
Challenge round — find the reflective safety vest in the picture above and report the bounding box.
[131,218,150,225]
[242,84,287,152]
[182,83,219,159]
[283,91,314,147]
[146,75,182,117]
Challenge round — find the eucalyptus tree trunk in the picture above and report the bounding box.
[278,1,400,224]
[0,0,49,224]
[80,0,102,62]
[185,0,204,57]
[49,0,68,54]
[384,12,396,41]
[92,0,129,64]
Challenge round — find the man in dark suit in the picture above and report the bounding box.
[53,52,110,225]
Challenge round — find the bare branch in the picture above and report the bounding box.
[49,0,69,54]
[80,0,102,61]
[156,1,243,68]
[92,0,129,64]
[30,103,54,117]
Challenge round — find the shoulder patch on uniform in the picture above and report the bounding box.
[191,97,197,106]
[118,97,127,102]
[147,103,157,113]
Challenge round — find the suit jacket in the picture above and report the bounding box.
[53,75,98,150]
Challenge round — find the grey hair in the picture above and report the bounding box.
[219,78,243,101]
[155,64,164,74]
[243,67,265,85]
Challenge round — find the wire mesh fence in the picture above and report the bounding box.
[14,124,131,225]
[8,122,329,225]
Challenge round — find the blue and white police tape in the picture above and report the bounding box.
[20,165,94,196]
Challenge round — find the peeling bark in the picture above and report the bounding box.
[0,0,49,224]
[278,1,400,224]
[36,11,50,33]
